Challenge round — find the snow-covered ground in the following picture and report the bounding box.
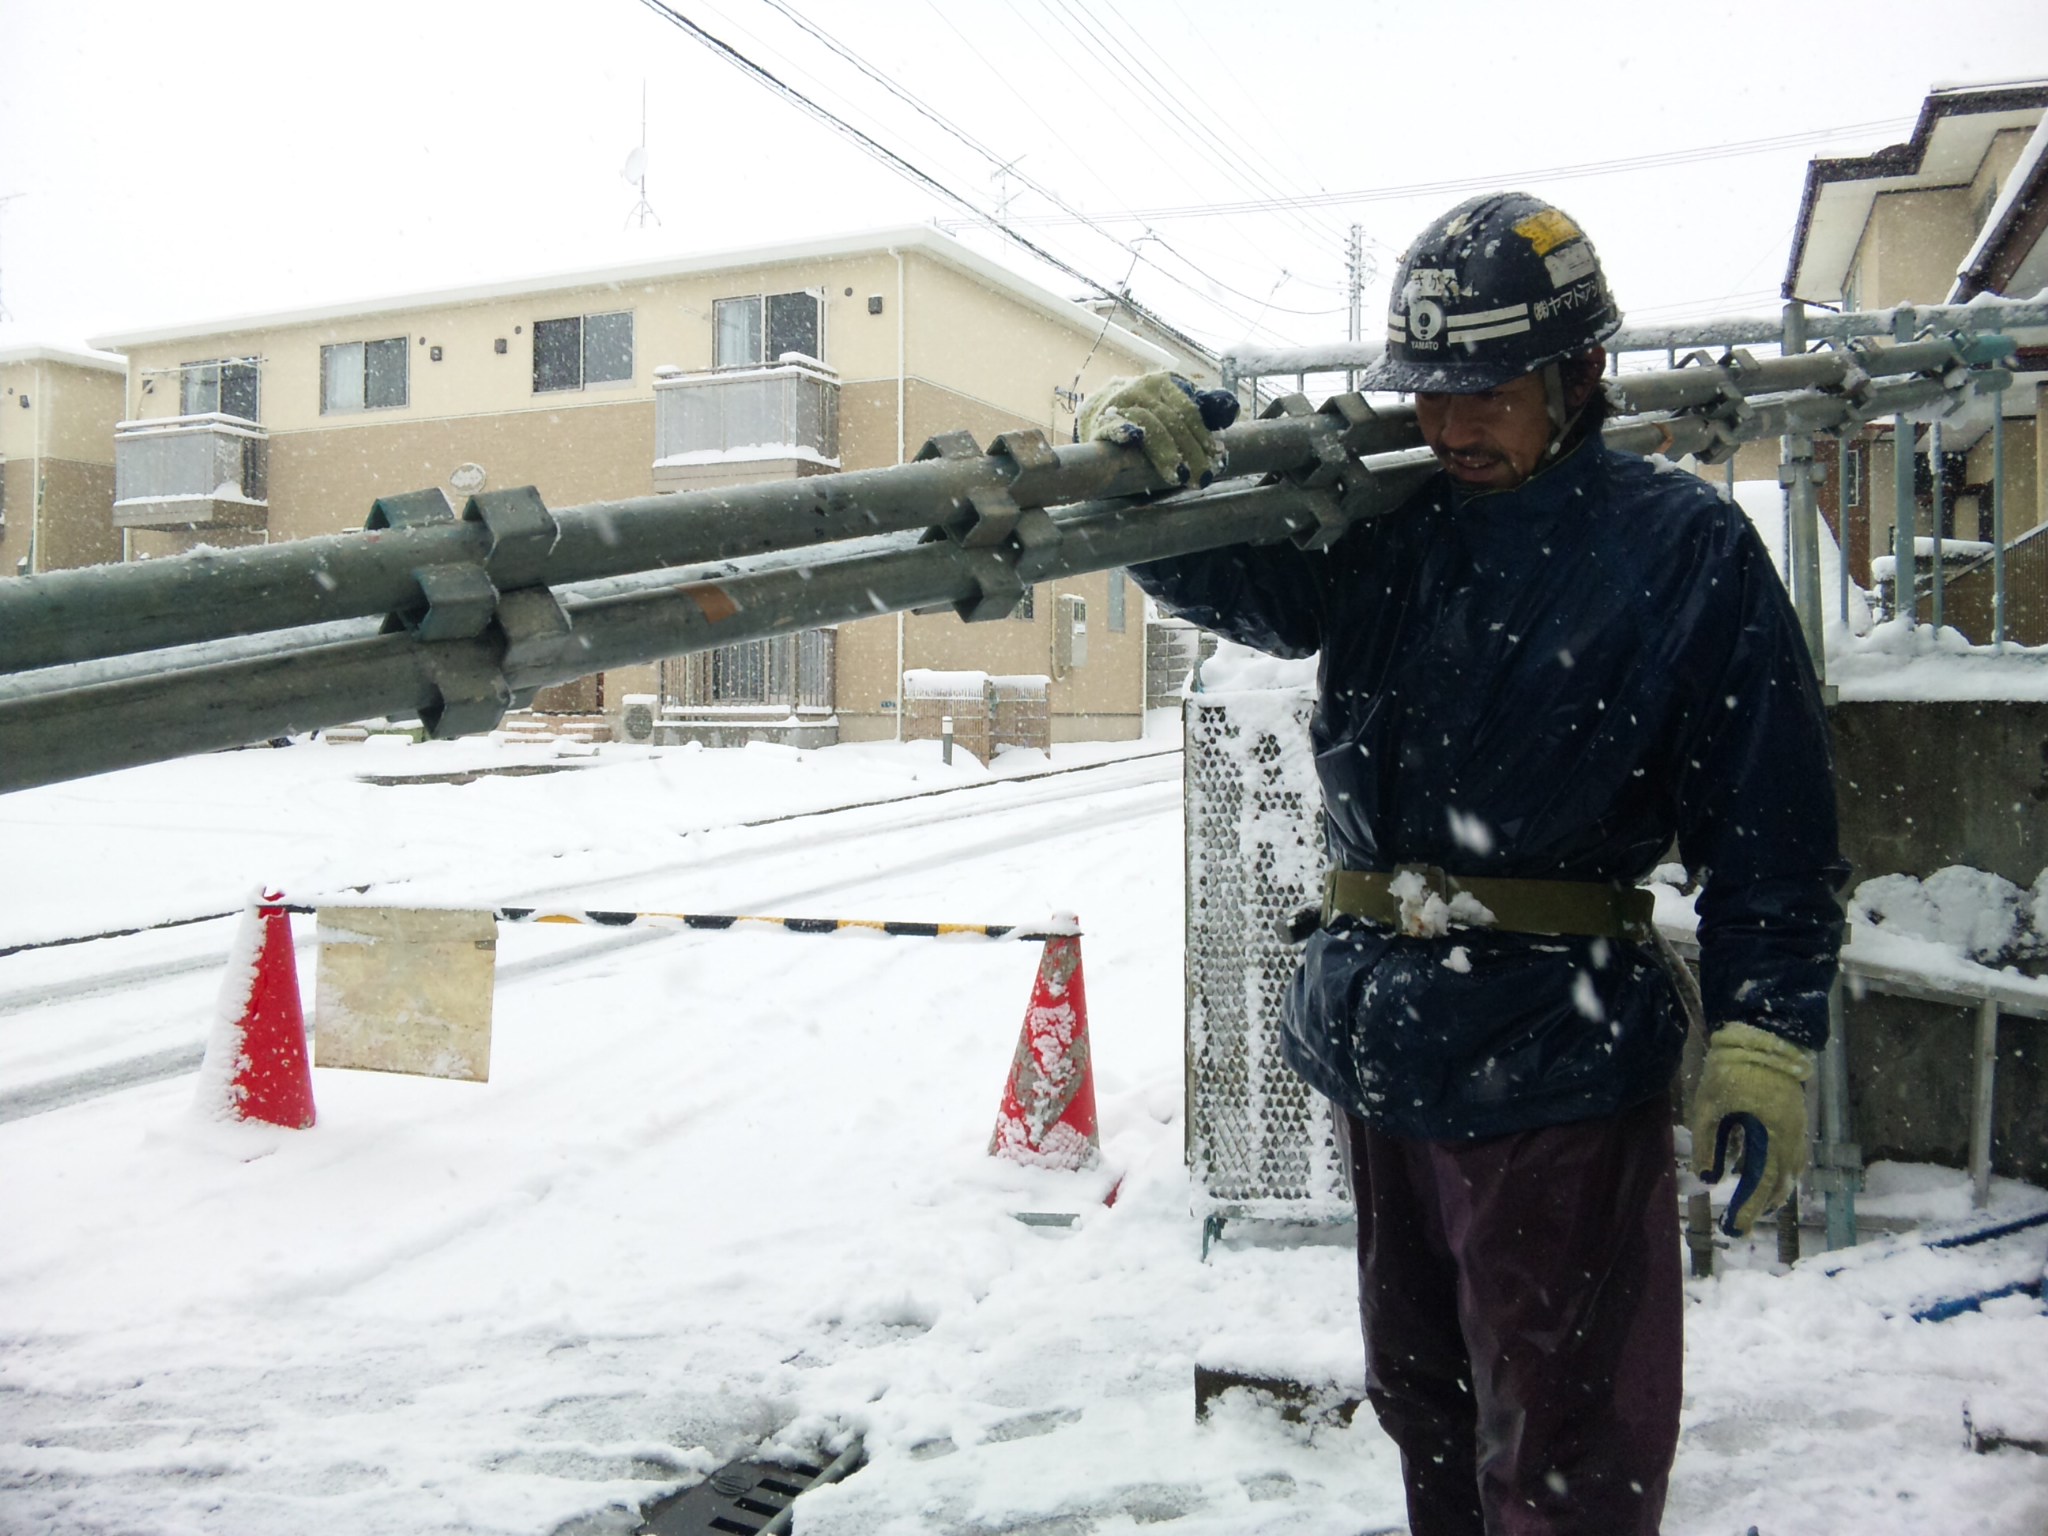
[3,726,2047,1535]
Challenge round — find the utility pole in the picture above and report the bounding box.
[990,156,1026,223]
[1346,224,1365,345]
[1345,224,1369,391]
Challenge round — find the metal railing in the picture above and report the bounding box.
[653,359,840,469]
[111,413,268,531]
[1223,296,2048,659]
[662,629,836,714]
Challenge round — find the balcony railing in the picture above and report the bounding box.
[660,629,836,714]
[113,414,268,532]
[652,358,839,478]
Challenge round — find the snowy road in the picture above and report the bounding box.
[3,732,2047,1534]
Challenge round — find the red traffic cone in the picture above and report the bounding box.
[989,929,1098,1171]
[196,896,316,1129]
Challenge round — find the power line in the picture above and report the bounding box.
[630,0,1221,356]
[742,0,1316,335]
[897,0,1327,342]
[974,116,1922,227]
[1050,0,1349,254]
[1102,0,1351,244]
[1024,0,1320,279]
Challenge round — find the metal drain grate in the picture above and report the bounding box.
[637,1442,863,1536]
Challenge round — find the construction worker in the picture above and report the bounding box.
[1084,192,1845,1535]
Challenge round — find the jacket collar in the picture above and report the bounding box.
[1443,435,1606,520]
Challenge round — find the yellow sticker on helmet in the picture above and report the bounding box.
[1513,209,1582,257]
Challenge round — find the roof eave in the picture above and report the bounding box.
[1784,82,2048,300]
[85,225,1180,369]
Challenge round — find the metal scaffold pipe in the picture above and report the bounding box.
[0,331,2014,797]
[0,408,1414,676]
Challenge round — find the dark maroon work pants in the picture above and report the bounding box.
[1341,1096,1682,1535]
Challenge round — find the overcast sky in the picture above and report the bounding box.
[0,0,2040,358]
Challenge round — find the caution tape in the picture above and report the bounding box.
[493,907,1079,941]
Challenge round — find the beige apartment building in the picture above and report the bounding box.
[89,226,1214,749]
[0,345,124,579]
[1785,78,2048,643]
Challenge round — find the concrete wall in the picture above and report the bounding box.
[1832,699,2048,888]
[1845,993,2047,1185]
[1832,699,2048,1180]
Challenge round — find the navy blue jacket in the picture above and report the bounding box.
[1132,441,1845,1140]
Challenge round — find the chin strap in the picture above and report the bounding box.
[1539,360,1596,464]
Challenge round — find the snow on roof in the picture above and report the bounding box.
[85,225,1177,369]
[0,341,125,374]
[1929,75,2048,97]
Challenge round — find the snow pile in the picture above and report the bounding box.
[1851,865,2048,974]
[1729,477,1876,636]
[1828,615,2048,701]
[1195,637,1317,694]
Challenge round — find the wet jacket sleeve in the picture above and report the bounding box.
[1126,543,1327,658]
[1672,521,1847,1051]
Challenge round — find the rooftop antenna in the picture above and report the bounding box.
[623,82,659,230]
[0,193,24,324]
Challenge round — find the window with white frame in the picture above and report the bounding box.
[181,358,260,421]
[321,337,409,414]
[713,291,822,368]
[1106,569,1127,632]
[532,310,634,393]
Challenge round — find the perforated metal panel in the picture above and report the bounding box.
[1184,690,1351,1223]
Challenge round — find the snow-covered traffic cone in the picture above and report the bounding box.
[989,925,1098,1171]
[195,895,316,1128]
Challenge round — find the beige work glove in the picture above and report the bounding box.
[1690,1021,1815,1236]
[1077,371,1235,489]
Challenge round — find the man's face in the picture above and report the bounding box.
[1413,370,1552,492]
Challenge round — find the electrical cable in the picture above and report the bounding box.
[1124,0,1353,247]
[986,115,1921,226]
[1044,0,1347,254]
[895,0,1333,341]
[629,0,1222,356]
[740,0,1321,340]
[1024,0,1318,277]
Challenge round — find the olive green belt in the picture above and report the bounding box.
[1322,865,1655,942]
